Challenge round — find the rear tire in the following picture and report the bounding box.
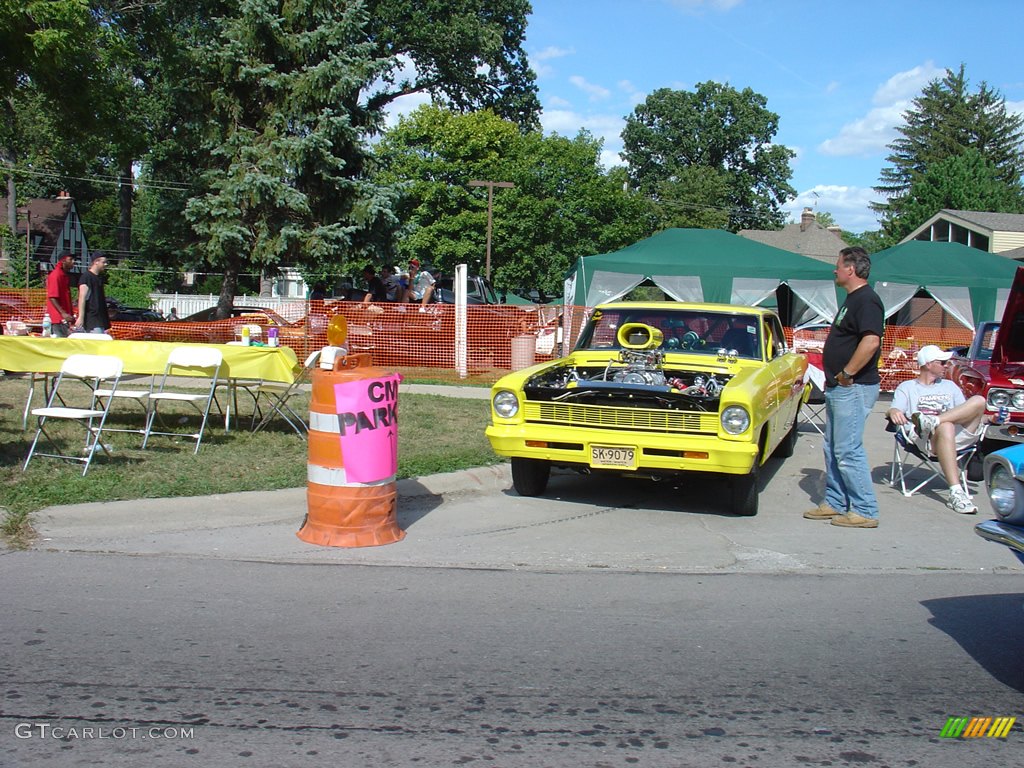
[511,457,550,497]
[730,463,760,516]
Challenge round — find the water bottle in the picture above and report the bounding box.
[42,315,52,337]
[267,327,279,348]
[240,325,250,346]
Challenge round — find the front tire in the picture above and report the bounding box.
[773,415,799,459]
[730,463,760,516]
[511,457,550,497]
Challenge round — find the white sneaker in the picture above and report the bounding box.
[946,488,977,515]
[911,412,940,441]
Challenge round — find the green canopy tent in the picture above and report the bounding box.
[563,228,838,324]
[870,241,1019,329]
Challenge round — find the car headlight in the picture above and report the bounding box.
[493,390,520,418]
[990,390,1011,408]
[988,463,1019,516]
[1012,392,1024,410]
[721,406,750,435]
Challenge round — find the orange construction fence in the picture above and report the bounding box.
[0,287,977,390]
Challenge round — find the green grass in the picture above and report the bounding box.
[0,376,503,544]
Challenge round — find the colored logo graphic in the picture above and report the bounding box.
[940,716,1016,739]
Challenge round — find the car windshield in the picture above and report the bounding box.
[575,307,763,359]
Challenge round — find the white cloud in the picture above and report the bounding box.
[784,185,880,234]
[546,95,572,109]
[533,46,574,61]
[1007,99,1024,118]
[381,90,432,129]
[569,75,612,101]
[667,0,744,11]
[818,62,945,157]
[540,109,627,158]
[531,45,574,78]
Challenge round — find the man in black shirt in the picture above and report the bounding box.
[804,246,884,528]
[361,265,387,305]
[74,253,110,333]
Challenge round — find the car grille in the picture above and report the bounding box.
[523,402,717,434]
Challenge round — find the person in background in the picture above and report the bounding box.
[45,251,77,337]
[74,253,111,334]
[381,264,402,302]
[804,246,884,529]
[361,265,387,306]
[404,258,435,311]
[167,307,180,321]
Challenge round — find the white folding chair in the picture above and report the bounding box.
[23,354,124,476]
[251,349,320,435]
[887,419,980,497]
[142,347,223,454]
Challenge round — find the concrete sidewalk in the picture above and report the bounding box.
[29,388,1024,575]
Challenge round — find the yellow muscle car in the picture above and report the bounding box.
[485,302,808,516]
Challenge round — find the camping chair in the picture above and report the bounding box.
[887,418,981,497]
[251,349,320,435]
[801,381,826,436]
[23,354,124,476]
[142,347,223,454]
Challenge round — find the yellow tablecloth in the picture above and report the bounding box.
[0,336,299,383]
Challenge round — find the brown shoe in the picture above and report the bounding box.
[830,512,879,528]
[803,502,842,520]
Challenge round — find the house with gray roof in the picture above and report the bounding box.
[902,209,1024,255]
[0,192,90,279]
[738,208,849,264]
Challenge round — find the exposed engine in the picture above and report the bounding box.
[524,352,730,411]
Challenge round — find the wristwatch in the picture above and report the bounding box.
[836,369,853,384]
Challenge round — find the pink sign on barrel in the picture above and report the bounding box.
[332,374,401,483]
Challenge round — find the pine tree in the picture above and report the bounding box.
[183,0,400,314]
[873,65,1024,243]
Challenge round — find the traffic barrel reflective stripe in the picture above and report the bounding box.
[297,352,405,548]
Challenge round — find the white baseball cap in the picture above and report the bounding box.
[917,344,953,367]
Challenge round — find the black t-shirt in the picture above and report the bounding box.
[79,270,110,331]
[822,284,884,387]
[366,276,387,302]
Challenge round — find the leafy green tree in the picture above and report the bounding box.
[363,0,539,130]
[620,83,796,231]
[375,105,655,297]
[873,65,1024,243]
[1,0,111,232]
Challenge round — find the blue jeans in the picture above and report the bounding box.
[823,382,880,519]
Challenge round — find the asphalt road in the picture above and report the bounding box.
[1,552,1022,768]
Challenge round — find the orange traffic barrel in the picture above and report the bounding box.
[297,352,405,547]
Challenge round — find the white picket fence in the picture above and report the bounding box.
[149,293,310,322]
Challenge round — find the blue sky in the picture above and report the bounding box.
[522,0,1024,233]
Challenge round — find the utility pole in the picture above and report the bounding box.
[468,180,514,281]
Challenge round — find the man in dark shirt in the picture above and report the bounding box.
[804,246,884,528]
[75,253,110,333]
[361,265,387,305]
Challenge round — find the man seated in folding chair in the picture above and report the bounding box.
[887,344,1005,514]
